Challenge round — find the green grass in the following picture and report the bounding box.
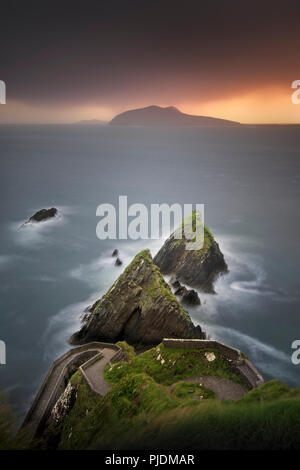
[238,379,300,403]
[116,341,136,361]
[172,210,215,255]
[28,344,300,450]
[56,364,300,450]
[0,393,15,450]
[121,394,300,450]
[104,343,243,386]
[171,382,215,400]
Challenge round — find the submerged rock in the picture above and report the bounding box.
[182,289,201,306]
[112,249,118,257]
[28,207,57,223]
[154,212,228,292]
[69,249,204,346]
[115,257,122,266]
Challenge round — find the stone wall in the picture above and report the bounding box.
[163,338,241,360]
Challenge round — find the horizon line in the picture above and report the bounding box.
[1,121,300,126]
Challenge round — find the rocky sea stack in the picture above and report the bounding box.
[69,249,203,346]
[154,212,228,292]
[28,207,57,223]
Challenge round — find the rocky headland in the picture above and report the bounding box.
[69,249,204,347]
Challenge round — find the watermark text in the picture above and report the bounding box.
[291,80,300,104]
[0,340,6,365]
[291,340,300,365]
[0,80,6,104]
[96,196,204,250]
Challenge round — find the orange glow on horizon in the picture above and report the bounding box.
[178,86,300,124]
[1,86,299,124]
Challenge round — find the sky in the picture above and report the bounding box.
[0,0,300,124]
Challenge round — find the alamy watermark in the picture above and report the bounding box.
[0,80,6,104]
[291,80,300,104]
[291,340,300,365]
[96,196,204,250]
[0,340,6,365]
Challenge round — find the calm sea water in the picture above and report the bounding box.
[0,124,300,422]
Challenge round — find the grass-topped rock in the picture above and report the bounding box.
[69,250,203,347]
[154,211,228,292]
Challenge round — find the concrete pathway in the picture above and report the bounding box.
[179,376,248,400]
[21,342,123,440]
[82,348,117,396]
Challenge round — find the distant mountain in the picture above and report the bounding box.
[109,105,240,127]
[74,119,108,125]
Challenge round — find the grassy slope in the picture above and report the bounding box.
[0,393,15,450]
[55,343,300,450]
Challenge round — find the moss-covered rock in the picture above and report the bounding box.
[154,211,228,292]
[69,250,203,346]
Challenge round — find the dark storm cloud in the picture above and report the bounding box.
[1,0,300,106]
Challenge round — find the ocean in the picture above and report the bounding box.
[0,123,300,422]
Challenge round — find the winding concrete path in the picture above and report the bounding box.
[80,347,118,396]
[21,342,124,440]
[182,376,248,400]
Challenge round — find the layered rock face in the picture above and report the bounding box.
[154,214,228,293]
[69,250,203,346]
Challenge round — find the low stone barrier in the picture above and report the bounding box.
[163,338,264,389]
[235,358,264,389]
[163,338,241,361]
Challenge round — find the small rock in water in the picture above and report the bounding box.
[112,249,119,257]
[174,285,188,296]
[182,289,201,305]
[28,207,57,223]
[172,280,181,289]
[115,257,122,266]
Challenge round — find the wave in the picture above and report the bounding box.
[43,237,164,360]
[197,322,297,384]
[41,292,100,361]
[209,234,289,300]
[68,237,163,290]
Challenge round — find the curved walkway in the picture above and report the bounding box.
[21,342,124,440]
[182,376,248,400]
[80,347,122,396]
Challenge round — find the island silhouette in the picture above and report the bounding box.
[109,105,240,127]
